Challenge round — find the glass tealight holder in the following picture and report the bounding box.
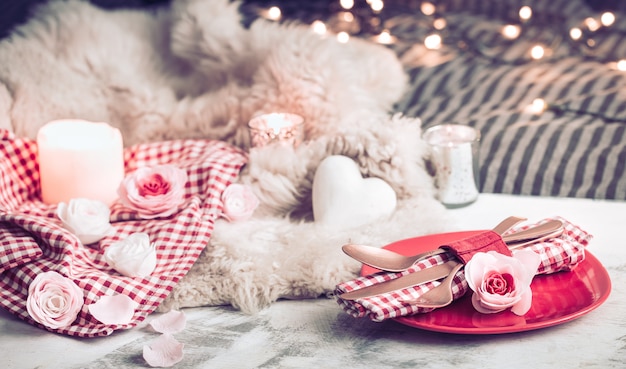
[423,124,481,208]
[248,113,305,148]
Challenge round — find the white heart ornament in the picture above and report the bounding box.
[312,155,397,229]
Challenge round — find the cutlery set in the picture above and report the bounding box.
[339,217,565,308]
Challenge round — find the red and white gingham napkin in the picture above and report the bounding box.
[0,129,248,337]
[335,218,592,322]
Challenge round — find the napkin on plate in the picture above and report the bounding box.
[334,217,592,322]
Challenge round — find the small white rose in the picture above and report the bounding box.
[104,232,157,278]
[57,198,114,245]
[221,184,259,222]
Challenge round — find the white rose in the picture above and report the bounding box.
[104,232,157,278]
[57,198,114,245]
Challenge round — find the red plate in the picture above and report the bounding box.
[360,231,612,334]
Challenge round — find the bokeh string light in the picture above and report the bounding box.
[243,0,626,123]
[246,0,625,66]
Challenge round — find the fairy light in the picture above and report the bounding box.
[584,17,600,32]
[424,33,442,50]
[337,31,350,43]
[311,20,327,35]
[259,1,626,69]
[368,0,384,13]
[373,29,396,44]
[527,98,547,114]
[339,0,354,10]
[530,44,545,60]
[519,6,532,22]
[600,12,615,27]
[421,2,436,16]
[341,11,355,23]
[501,24,521,40]
[266,6,281,21]
[569,27,582,41]
[433,18,447,30]
[616,59,626,71]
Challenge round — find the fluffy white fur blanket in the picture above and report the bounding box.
[0,0,454,313]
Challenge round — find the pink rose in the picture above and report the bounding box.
[26,271,84,329]
[464,250,541,316]
[221,184,259,222]
[118,165,188,219]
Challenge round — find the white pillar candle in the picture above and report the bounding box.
[423,124,481,207]
[37,119,124,205]
[248,113,304,148]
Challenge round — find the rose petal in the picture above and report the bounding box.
[143,334,184,367]
[512,249,542,283]
[510,287,533,315]
[88,294,139,325]
[471,293,504,314]
[464,252,494,291]
[149,310,186,334]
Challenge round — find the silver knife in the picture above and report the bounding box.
[338,260,460,300]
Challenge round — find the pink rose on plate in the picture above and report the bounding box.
[118,165,188,219]
[465,250,541,316]
[220,183,259,222]
[26,271,84,329]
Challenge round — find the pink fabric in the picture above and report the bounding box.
[335,218,592,322]
[0,129,247,337]
[440,230,511,264]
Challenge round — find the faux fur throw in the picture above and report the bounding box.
[0,0,455,313]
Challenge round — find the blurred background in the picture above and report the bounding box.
[1,0,625,39]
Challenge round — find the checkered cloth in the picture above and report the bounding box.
[0,129,248,337]
[335,218,592,322]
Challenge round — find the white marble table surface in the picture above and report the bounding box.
[2,193,625,369]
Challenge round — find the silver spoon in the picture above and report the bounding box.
[342,218,563,272]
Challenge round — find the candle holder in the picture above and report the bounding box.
[248,113,305,148]
[423,124,481,208]
[37,119,124,205]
